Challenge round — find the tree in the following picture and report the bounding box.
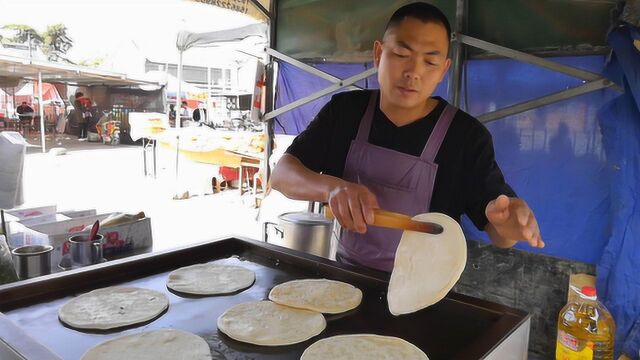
[78,57,105,68]
[2,24,43,47]
[42,24,73,62]
[1,23,74,62]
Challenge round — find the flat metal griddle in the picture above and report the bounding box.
[0,236,529,359]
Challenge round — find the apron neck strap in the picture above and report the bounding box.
[355,90,379,142]
[420,104,457,162]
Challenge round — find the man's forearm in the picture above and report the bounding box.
[485,223,518,248]
[271,154,344,203]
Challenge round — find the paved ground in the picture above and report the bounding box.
[18,131,306,252]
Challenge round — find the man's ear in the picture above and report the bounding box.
[439,58,452,83]
[373,40,383,68]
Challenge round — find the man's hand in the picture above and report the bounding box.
[485,195,544,248]
[328,181,379,234]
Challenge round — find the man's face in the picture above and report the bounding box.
[374,18,451,110]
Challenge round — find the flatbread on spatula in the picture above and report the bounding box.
[388,212,466,315]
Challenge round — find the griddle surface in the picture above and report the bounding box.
[1,238,527,359]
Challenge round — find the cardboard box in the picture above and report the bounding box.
[23,214,153,272]
[5,205,57,221]
[6,211,67,248]
[59,209,97,218]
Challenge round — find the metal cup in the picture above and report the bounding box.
[68,234,104,266]
[11,245,53,280]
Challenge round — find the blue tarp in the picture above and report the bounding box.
[274,42,639,355]
[597,24,640,359]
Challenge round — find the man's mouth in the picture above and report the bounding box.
[397,86,418,94]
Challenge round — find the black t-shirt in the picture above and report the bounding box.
[286,90,515,231]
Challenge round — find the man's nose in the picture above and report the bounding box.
[403,57,422,81]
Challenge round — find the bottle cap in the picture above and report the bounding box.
[581,286,597,298]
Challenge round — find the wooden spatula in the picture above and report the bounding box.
[325,208,443,234]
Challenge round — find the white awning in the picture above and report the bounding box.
[0,53,161,88]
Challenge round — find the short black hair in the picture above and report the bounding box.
[75,92,84,98]
[385,2,452,41]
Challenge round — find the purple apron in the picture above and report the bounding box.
[338,90,457,272]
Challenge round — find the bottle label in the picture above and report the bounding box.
[556,330,593,360]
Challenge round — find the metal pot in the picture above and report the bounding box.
[264,212,335,259]
[68,234,104,266]
[11,245,53,280]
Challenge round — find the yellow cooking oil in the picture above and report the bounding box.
[556,286,615,360]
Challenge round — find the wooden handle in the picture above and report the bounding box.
[324,208,442,234]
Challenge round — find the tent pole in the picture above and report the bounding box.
[164,63,170,120]
[38,72,46,153]
[207,67,212,125]
[175,51,183,128]
[448,0,466,108]
[262,0,278,196]
[12,87,16,119]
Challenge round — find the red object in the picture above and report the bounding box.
[89,220,100,241]
[220,166,258,183]
[104,232,124,249]
[582,286,597,297]
[78,97,92,108]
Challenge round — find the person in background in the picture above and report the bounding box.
[192,102,207,125]
[16,102,35,135]
[74,92,92,140]
[180,101,190,127]
[169,104,176,121]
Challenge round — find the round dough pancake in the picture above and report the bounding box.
[81,329,211,360]
[268,279,362,314]
[301,334,429,360]
[59,287,169,330]
[217,300,326,346]
[388,213,467,316]
[166,263,255,295]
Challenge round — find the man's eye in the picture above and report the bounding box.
[394,51,409,58]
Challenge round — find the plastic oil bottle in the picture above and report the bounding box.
[556,286,616,360]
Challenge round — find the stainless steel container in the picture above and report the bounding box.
[264,212,335,259]
[68,234,104,266]
[11,245,53,280]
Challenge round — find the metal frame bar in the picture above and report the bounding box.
[452,33,622,121]
[448,0,466,107]
[263,67,377,121]
[477,78,614,123]
[265,47,360,90]
[459,34,608,83]
[262,0,278,192]
[248,0,271,20]
[38,71,45,153]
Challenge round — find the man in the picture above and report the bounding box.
[179,101,190,127]
[271,2,544,272]
[16,102,35,136]
[16,102,34,120]
[193,102,207,124]
[74,92,91,140]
